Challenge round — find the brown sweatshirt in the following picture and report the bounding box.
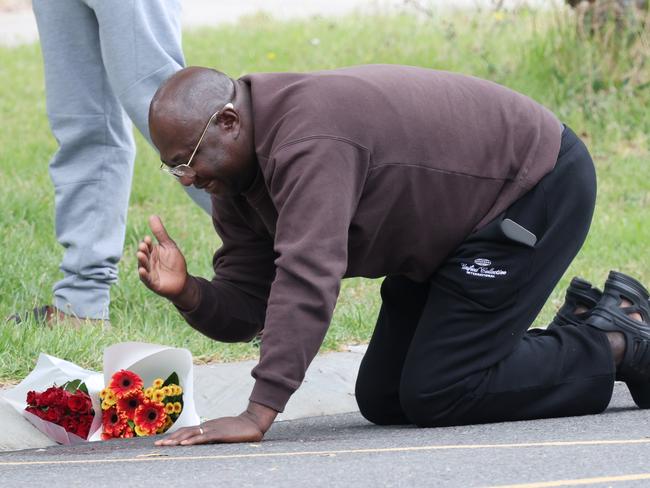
[179,64,563,412]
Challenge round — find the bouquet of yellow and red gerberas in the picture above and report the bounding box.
[100,370,183,439]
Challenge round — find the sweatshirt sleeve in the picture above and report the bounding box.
[177,194,277,343]
[249,137,370,412]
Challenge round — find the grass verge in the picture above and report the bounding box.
[0,6,648,382]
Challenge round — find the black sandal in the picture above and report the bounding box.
[586,271,650,408]
[550,277,603,327]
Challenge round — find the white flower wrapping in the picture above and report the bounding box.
[1,342,200,445]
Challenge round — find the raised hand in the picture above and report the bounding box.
[137,215,190,301]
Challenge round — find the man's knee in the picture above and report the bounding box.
[398,374,481,427]
[355,379,405,426]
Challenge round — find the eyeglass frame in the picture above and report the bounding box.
[159,101,235,180]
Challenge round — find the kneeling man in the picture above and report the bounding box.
[137,64,650,445]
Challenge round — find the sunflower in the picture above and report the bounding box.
[134,399,167,435]
[109,370,143,398]
[102,406,128,438]
[117,390,145,420]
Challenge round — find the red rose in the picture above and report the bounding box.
[75,421,90,439]
[44,406,65,423]
[78,414,93,432]
[62,417,76,433]
[40,387,66,407]
[44,408,58,422]
[25,406,45,419]
[26,391,40,406]
[68,392,92,413]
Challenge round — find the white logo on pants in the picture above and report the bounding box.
[461,258,507,279]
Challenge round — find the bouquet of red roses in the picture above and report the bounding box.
[25,380,94,440]
[100,370,184,439]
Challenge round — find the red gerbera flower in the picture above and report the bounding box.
[116,390,145,420]
[102,406,129,437]
[108,370,143,398]
[134,399,167,435]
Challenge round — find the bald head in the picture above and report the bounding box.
[149,66,258,197]
[149,66,235,139]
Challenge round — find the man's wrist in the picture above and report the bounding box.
[243,401,278,433]
[171,275,201,311]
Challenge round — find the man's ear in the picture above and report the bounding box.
[218,107,239,132]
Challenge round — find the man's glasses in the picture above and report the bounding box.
[160,102,235,180]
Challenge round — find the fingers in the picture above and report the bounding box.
[137,264,151,287]
[136,239,151,283]
[155,425,204,446]
[148,214,175,246]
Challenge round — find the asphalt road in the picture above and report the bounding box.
[2,383,650,488]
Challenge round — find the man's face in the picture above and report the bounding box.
[153,105,256,197]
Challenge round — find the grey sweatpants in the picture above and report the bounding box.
[33,0,212,319]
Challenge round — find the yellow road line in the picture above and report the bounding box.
[486,472,650,488]
[1,438,650,467]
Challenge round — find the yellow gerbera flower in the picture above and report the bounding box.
[165,402,175,414]
[152,378,164,389]
[162,386,172,397]
[176,385,183,395]
[103,389,117,407]
[173,402,182,414]
[152,389,165,403]
[144,387,154,399]
[99,387,110,400]
[134,424,150,437]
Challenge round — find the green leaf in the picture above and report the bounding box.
[163,372,179,387]
[62,379,82,393]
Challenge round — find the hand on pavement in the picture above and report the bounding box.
[155,402,278,446]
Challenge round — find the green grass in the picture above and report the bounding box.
[0,7,648,383]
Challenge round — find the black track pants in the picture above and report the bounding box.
[355,126,614,427]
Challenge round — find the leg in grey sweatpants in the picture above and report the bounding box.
[32,0,212,320]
